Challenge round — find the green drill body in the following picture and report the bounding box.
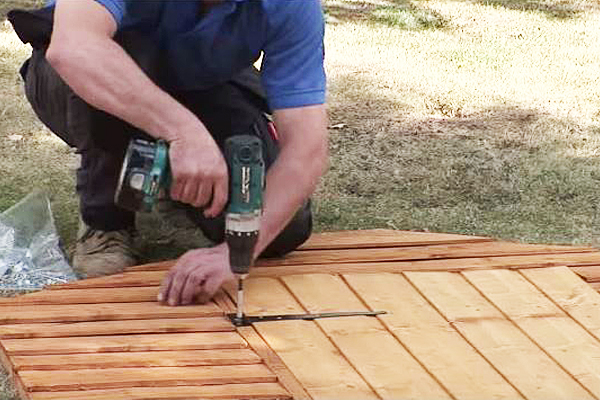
[116,135,264,321]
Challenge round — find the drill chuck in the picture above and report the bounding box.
[226,227,259,275]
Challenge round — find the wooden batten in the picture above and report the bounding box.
[0,229,600,400]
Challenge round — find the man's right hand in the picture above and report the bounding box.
[168,132,229,218]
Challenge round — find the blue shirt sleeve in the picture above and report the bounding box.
[93,0,126,27]
[261,0,326,110]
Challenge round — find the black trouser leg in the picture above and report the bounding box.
[23,49,138,231]
[21,31,164,231]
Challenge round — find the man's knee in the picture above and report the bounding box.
[260,200,313,258]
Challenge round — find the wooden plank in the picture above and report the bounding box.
[213,290,310,400]
[257,242,594,267]
[283,274,452,400]
[30,383,291,400]
[251,252,600,278]
[286,229,491,250]
[0,301,221,324]
[570,266,600,282]
[521,267,600,339]
[3,332,247,355]
[123,231,493,272]
[0,286,159,305]
[0,317,233,339]
[44,253,600,290]
[406,271,594,400]
[465,269,600,398]
[345,273,522,400]
[123,242,595,271]
[48,271,166,290]
[462,270,562,319]
[20,364,276,392]
[11,349,261,371]
[236,277,379,400]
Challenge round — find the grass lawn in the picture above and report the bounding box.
[1,0,600,398]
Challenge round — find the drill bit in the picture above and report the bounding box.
[234,275,246,326]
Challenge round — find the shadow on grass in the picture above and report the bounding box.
[475,0,585,19]
[325,1,448,30]
[319,72,600,244]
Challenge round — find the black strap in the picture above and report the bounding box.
[7,8,54,50]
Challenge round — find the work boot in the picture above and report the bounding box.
[72,219,138,278]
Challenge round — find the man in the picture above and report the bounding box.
[9,0,328,306]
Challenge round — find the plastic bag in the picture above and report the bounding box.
[0,190,77,291]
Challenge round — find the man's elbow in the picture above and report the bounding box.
[46,38,73,73]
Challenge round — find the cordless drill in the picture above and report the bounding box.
[115,135,265,322]
[223,135,264,324]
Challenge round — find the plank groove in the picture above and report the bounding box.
[29,383,291,400]
[236,277,379,400]
[20,365,276,392]
[345,273,522,400]
[130,242,596,270]
[0,317,233,339]
[48,271,167,290]
[569,266,600,282]
[0,302,221,324]
[3,332,247,356]
[283,273,452,400]
[297,229,492,250]
[464,269,600,398]
[261,242,594,267]
[406,271,594,400]
[521,267,600,340]
[11,349,261,371]
[0,287,159,305]
[253,252,600,277]
[45,253,600,291]
[212,291,313,400]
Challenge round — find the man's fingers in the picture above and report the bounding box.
[204,177,228,218]
[180,271,207,305]
[165,266,194,306]
[170,178,185,202]
[180,180,200,206]
[193,183,212,208]
[158,269,176,303]
[203,275,223,300]
[193,273,227,305]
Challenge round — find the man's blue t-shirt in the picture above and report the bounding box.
[49,0,326,110]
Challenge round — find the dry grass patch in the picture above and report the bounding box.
[318,0,600,244]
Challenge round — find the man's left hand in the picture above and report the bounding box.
[158,243,234,306]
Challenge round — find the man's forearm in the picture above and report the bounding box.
[254,105,328,258]
[46,33,202,144]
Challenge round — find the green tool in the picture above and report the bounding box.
[115,136,386,327]
[223,135,265,325]
[114,138,171,213]
[115,135,265,323]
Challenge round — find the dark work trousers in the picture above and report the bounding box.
[16,23,312,258]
